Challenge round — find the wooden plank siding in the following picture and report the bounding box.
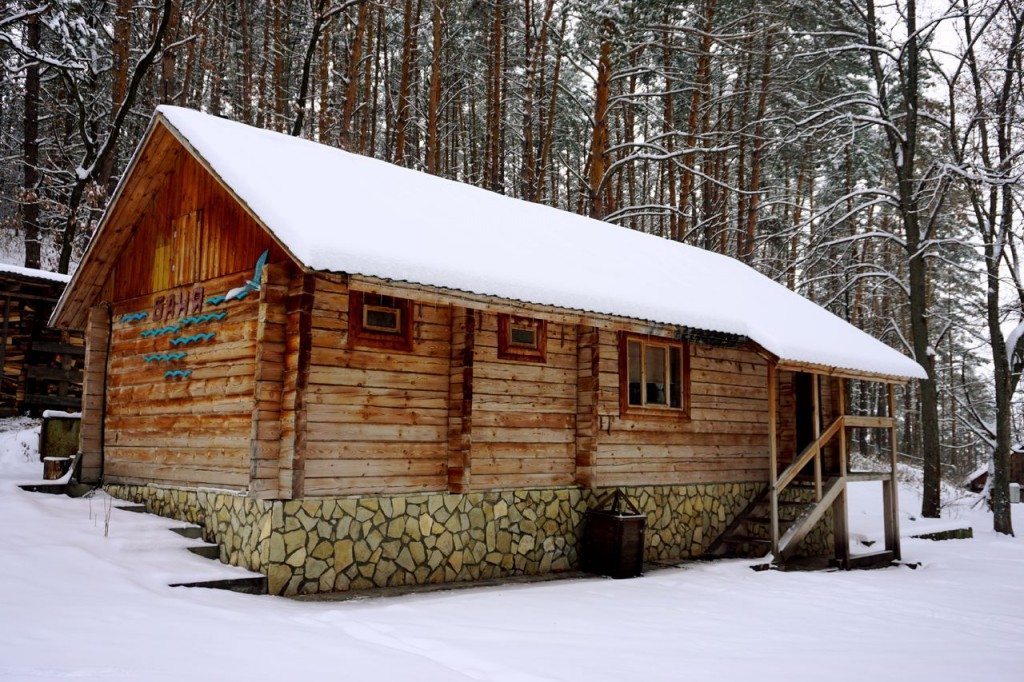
[300,275,451,496]
[86,139,288,491]
[102,270,264,489]
[591,330,772,487]
[469,311,578,490]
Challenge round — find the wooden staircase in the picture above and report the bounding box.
[706,370,904,570]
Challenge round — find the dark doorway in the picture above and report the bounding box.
[794,372,816,454]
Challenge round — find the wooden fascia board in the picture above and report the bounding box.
[774,359,910,385]
[50,117,164,330]
[51,113,308,330]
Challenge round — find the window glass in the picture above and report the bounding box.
[364,306,400,332]
[645,345,667,405]
[627,340,643,405]
[670,347,682,408]
[510,325,537,347]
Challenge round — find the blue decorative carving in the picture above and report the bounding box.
[180,311,228,326]
[140,324,181,338]
[205,249,269,306]
[143,352,188,363]
[170,332,216,346]
[164,369,193,379]
[121,312,148,323]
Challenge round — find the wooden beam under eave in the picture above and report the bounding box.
[886,384,902,560]
[775,360,910,385]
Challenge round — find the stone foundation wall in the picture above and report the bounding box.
[105,481,833,595]
[104,484,273,573]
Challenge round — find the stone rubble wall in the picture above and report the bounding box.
[104,481,833,596]
[104,483,273,574]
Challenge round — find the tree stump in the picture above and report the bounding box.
[43,457,71,480]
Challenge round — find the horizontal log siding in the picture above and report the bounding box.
[103,270,261,489]
[593,331,771,487]
[469,312,578,490]
[302,276,450,495]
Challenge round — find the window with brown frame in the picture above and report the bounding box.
[619,333,689,416]
[348,291,414,351]
[497,314,546,362]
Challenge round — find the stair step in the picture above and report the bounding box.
[721,534,772,546]
[847,550,895,570]
[170,526,203,539]
[187,544,221,560]
[170,576,267,594]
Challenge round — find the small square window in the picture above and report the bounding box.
[498,314,546,362]
[349,291,413,351]
[363,304,401,333]
[620,333,688,416]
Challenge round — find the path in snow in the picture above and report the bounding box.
[0,418,1021,681]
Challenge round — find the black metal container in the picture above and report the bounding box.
[582,489,646,579]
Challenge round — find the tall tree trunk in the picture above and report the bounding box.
[393,0,421,165]
[588,19,613,219]
[425,0,444,174]
[22,4,41,269]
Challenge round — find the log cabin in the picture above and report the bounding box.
[51,107,926,595]
[0,263,82,416]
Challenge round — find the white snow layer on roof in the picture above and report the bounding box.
[157,105,926,379]
[0,261,71,284]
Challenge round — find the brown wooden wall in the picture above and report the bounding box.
[0,272,83,416]
[87,140,286,490]
[101,150,288,304]
[103,270,262,489]
[469,312,578,489]
[592,331,770,487]
[301,276,451,496]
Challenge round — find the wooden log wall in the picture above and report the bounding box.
[592,330,771,487]
[0,272,83,415]
[249,264,290,497]
[300,276,451,496]
[469,311,577,489]
[102,270,262,489]
[79,305,110,483]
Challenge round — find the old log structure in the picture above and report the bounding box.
[0,265,82,416]
[51,107,926,594]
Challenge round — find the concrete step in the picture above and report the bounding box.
[720,534,772,546]
[187,544,221,560]
[170,526,203,540]
[170,576,267,595]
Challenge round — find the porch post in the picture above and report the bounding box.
[811,373,822,501]
[767,361,779,558]
[833,378,850,569]
[884,384,902,560]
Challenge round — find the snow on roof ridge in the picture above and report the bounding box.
[155,105,927,380]
[0,261,71,284]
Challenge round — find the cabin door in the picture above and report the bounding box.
[793,372,816,458]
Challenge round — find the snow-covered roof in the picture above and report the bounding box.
[154,107,925,379]
[0,261,71,284]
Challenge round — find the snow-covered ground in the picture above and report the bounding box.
[1,418,1021,681]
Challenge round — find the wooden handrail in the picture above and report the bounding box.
[775,415,844,492]
[843,415,896,429]
[778,477,846,561]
